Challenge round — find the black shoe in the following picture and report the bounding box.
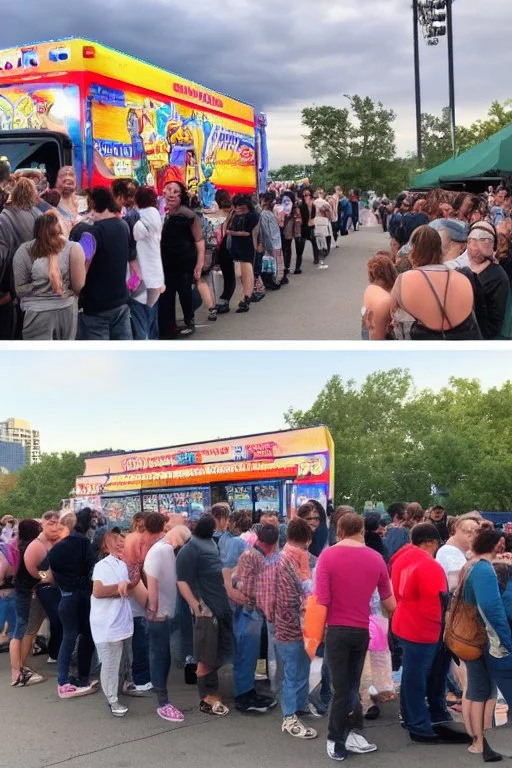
[364,705,380,720]
[250,292,265,303]
[179,323,195,337]
[409,733,440,744]
[268,281,281,290]
[208,307,218,321]
[235,690,275,713]
[483,738,503,762]
[236,298,250,313]
[280,276,289,285]
[293,269,302,274]
[432,723,473,744]
[215,303,230,314]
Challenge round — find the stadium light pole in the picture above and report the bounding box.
[413,0,423,162]
[446,0,456,154]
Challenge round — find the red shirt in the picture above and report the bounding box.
[315,545,392,629]
[391,544,448,644]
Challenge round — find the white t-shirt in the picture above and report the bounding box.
[436,544,468,592]
[143,538,177,619]
[90,555,134,644]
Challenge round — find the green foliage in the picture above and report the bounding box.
[301,96,414,197]
[420,99,512,171]
[0,452,85,519]
[269,164,314,182]
[285,371,512,514]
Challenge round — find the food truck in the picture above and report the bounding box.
[0,38,268,204]
[71,426,335,527]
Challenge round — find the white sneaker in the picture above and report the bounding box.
[345,731,377,753]
[47,657,57,664]
[110,701,128,717]
[122,681,153,696]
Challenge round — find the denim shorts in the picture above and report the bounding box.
[13,590,33,640]
[0,589,16,637]
[465,657,497,702]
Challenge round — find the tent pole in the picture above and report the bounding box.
[447,0,456,154]
[413,0,422,162]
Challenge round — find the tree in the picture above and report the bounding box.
[301,105,352,167]
[301,96,411,196]
[269,164,313,182]
[285,370,512,514]
[0,452,85,519]
[420,107,454,170]
[420,99,512,170]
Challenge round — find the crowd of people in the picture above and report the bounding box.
[0,158,370,341]
[1,500,512,762]
[362,187,512,340]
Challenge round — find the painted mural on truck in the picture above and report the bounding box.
[88,83,256,204]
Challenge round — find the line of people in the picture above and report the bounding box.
[1,501,511,761]
[0,161,363,341]
[361,188,512,340]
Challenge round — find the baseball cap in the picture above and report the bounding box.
[429,218,468,242]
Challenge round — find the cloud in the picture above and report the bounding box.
[1,0,509,165]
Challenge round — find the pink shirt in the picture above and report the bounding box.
[315,545,392,628]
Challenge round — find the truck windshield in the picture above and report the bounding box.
[0,138,61,186]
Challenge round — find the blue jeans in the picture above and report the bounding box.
[148,618,173,707]
[57,590,95,686]
[275,639,311,717]
[78,304,133,340]
[129,299,159,340]
[399,638,448,737]
[486,650,512,709]
[35,584,62,660]
[132,616,150,686]
[233,607,263,697]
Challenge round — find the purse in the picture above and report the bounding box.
[444,562,488,661]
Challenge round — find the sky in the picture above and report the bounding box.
[2,349,511,455]
[1,0,511,168]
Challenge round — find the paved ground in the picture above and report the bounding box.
[190,226,388,341]
[2,654,510,768]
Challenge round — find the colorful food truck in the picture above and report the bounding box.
[70,426,335,526]
[0,38,268,204]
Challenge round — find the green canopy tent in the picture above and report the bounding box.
[412,123,512,190]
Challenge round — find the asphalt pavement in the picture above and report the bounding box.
[190,225,388,341]
[2,653,510,768]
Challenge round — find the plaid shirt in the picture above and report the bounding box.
[255,551,282,622]
[274,551,304,642]
[234,547,265,603]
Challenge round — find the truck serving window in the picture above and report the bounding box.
[0,138,61,185]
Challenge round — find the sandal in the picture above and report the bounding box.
[200,699,230,716]
[281,714,317,739]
